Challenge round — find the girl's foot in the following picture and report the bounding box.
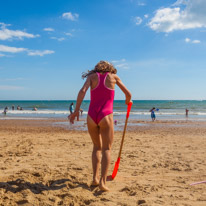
[99,177,109,191]
[91,179,99,186]
[99,183,109,191]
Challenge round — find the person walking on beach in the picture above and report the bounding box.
[150,107,157,121]
[68,61,132,191]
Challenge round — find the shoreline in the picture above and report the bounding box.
[2,111,206,123]
[0,119,206,205]
[2,117,206,132]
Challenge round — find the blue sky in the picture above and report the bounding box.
[0,0,206,100]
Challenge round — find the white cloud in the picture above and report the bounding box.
[185,37,191,42]
[130,0,146,6]
[65,32,73,37]
[0,23,39,40]
[0,22,11,28]
[27,50,55,56]
[43,28,54,32]
[115,64,129,69]
[111,59,126,63]
[134,16,143,25]
[0,44,54,57]
[111,59,129,69]
[0,44,26,53]
[192,39,200,43]
[148,0,206,32]
[138,2,146,6]
[62,12,79,21]
[185,38,201,43]
[51,37,65,41]
[144,14,149,19]
[0,85,24,90]
[173,0,188,6]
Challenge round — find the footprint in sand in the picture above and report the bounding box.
[120,186,137,196]
[137,199,146,205]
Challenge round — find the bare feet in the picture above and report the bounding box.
[91,179,99,186]
[99,183,109,191]
[99,176,109,191]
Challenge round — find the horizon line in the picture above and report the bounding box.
[0,99,205,101]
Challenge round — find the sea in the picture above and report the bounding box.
[1,100,206,121]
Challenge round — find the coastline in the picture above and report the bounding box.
[0,119,206,205]
[2,100,206,122]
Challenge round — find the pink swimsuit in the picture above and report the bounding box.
[88,72,115,124]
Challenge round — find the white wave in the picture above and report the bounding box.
[115,111,206,116]
[5,110,70,115]
[0,117,48,120]
[195,112,206,116]
[2,110,206,116]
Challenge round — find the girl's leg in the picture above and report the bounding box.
[98,114,114,191]
[87,115,102,185]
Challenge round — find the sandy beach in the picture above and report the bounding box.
[0,119,206,206]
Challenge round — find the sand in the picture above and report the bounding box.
[0,118,206,206]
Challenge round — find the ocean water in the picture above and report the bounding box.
[1,100,206,121]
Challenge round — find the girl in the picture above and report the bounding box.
[150,107,157,121]
[69,61,131,191]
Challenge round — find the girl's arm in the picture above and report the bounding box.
[115,75,132,105]
[68,76,90,124]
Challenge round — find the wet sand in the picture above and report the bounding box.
[0,119,206,206]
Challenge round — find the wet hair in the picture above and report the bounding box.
[82,61,117,79]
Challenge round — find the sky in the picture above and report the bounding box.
[0,0,206,100]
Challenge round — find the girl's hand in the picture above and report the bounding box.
[68,111,79,124]
[125,98,132,105]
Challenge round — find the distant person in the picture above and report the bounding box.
[12,105,15,110]
[79,108,83,115]
[69,103,80,120]
[3,106,8,115]
[69,102,74,114]
[77,108,83,121]
[185,108,189,117]
[17,105,20,110]
[20,107,23,110]
[150,107,157,121]
[33,107,37,111]
[68,60,132,191]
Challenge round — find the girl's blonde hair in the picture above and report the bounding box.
[82,61,117,79]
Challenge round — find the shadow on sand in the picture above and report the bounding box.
[0,178,69,194]
[0,177,98,194]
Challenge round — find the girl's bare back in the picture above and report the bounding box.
[90,72,119,90]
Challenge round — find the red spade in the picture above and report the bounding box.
[111,101,133,180]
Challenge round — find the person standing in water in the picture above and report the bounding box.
[79,108,83,115]
[150,107,157,121]
[3,106,8,115]
[69,102,74,114]
[185,108,189,117]
[68,61,132,191]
